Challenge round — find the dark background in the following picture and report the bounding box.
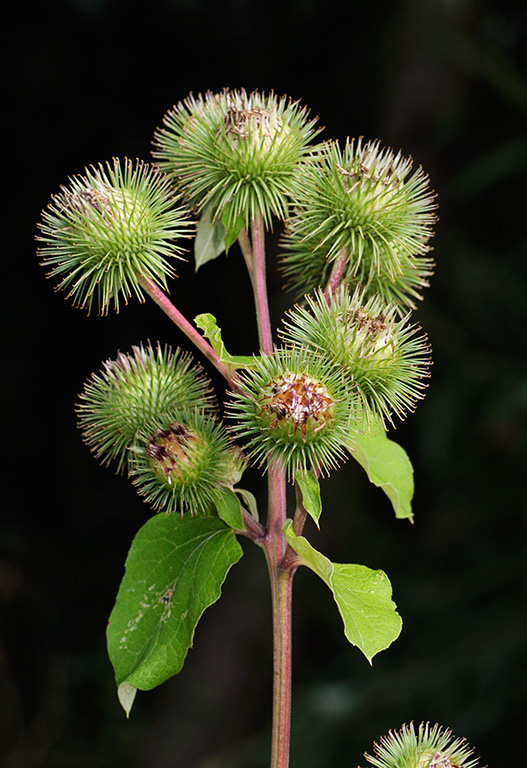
[3,0,526,766]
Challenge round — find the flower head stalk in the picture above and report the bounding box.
[37,158,193,314]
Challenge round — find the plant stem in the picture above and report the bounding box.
[250,214,274,354]
[265,461,295,768]
[324,246,349,300]
[246,218,292,767]
[138,275,235,385]
[238,227,254,280]
[238,505,267,543]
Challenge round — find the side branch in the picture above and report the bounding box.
[324,246,349,300]
[138,275,235,385]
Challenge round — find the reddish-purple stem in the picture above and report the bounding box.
[138,275,235,386]
[251,214,274,354]
[265,461,295,768]
[237,227,254,280]
[324,246,349,300]
[246,217,294,768]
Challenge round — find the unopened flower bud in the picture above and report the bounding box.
[37,158,193,313]
[77,343,215,473]
[280,138,436,312]
[281,288,431,426]
[130,410,243,515]
[361,722,482,768]
[229,348,357,478]
[153,89,318,230]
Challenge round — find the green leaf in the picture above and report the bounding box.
[194,313,257,370]
[194,204,226,270]
[222,206,246,252]
[295,469,322,528]
[107,514,243,714]
[330,563,403,664]
[216,487,244,529]
[351,427,414,521]
[117,682,137,718]
[284,521,402,662]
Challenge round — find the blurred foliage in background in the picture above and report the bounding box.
[3,0,526,766]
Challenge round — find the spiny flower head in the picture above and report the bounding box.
[129,409,245,515]
[281,287,431,427]
[361,722,483,768]
[280,138,436,312]
[37,158,193,313]
[153,89,319,230]
[77,343,215,473]
[228,347,358,479]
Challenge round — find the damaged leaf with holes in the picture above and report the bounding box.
[107,512,243,715]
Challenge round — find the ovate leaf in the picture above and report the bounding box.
[284,522,402,662]
[194,204,226,270]
[330,563,402,664]
[351,428,414,521]
[107,514,243,714]
[295,470,322,528]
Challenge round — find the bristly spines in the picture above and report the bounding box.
[37,158,194,314]
[361,722,483,768]
[129,408,246,515]
[280,287,431,428]
[152,89,319,230]
[280,138,436,312]
[228,347,359,479]
[77,342,216,474]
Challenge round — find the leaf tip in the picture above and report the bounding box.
[117,681,137,718]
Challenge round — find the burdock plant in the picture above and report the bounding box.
[361,722,481,768]
[280,138,436,311]
[37,88,483,768]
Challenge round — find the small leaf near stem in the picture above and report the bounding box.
[138,275,235,385]
[194,313,257,372]
[281,468,321,572]
[295,470,322,529]
[216,487,245,529]
[215,488,267,543]
[222,207,246,253]
[351,427,415,521]
[194,204,226,270]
